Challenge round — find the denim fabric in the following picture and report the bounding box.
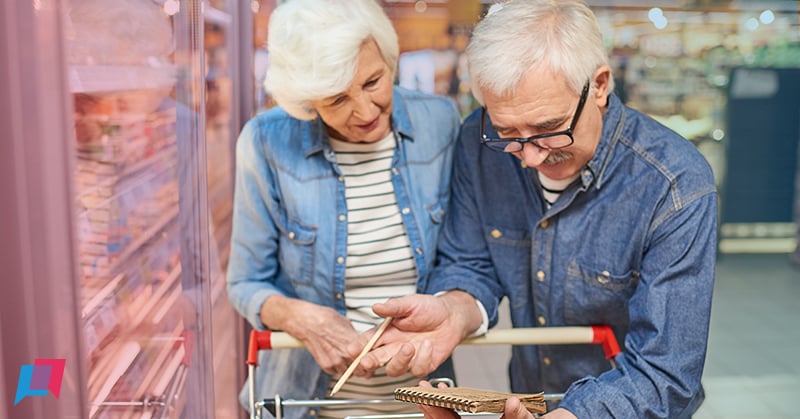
[227,86,460,418]
[427,94,718,418]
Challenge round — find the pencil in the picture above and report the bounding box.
[329,316,393,396]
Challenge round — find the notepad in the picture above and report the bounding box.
[394,386,547,414]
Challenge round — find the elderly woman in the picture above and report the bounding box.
[226,0,460,417]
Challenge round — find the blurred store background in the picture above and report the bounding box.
[1,0,797,418]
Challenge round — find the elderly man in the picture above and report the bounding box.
[352,1,718,418]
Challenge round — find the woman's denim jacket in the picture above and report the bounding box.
[227,86,460,417]
[428,94,718,418]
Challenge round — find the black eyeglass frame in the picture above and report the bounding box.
[480,79,591,152]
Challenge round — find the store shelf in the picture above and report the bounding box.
[69,64,177,94]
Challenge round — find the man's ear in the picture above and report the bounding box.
[591,65,612,106]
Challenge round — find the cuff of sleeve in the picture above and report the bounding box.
[469,300,489,337]
[559,369,637,419]
[247,289,279,330]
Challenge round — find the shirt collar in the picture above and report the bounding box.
[582,93,626,190]
[389,86,415,141]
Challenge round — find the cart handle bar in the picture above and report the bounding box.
[247,325,620,366]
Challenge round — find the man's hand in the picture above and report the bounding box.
[259,296,357,376]
[416,380,460,419]
[349,291,483,377]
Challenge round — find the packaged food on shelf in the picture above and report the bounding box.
[82,220,181,368]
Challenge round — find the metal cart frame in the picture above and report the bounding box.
[246,325,621,419]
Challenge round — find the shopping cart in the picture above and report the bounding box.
[246,325,621,419]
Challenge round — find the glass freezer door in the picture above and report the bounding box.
[3,0,249,417]
[67,0,215,417]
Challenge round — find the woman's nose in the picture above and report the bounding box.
[351,93,375,120]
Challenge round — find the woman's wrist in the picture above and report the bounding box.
[259,294,297,333]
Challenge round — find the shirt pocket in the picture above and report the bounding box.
[564,259,639,325]
[275,217,317,286]
[485,226,531,310]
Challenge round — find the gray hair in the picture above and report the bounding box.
[264,0,399,120]
[467,0,614,103]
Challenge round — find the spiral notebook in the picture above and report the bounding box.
[394,386,547,414]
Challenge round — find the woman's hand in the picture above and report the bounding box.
[259,296,358,375]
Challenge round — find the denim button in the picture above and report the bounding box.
[539,220,549,228]
[491,229,502,238]
[338,214,346,221]
[597,271,610,284]
[402,207,410,214]
[537,316,546,325]
[543,357,552,366]
[337,256,344,264]
[536,270,545,281]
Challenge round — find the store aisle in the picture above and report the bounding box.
[695,253,800,419]
[452,253,800,418]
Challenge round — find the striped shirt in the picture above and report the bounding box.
[321,133,419,419]
[538,171,580,208]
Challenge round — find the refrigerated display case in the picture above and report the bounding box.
[1,0,251,418]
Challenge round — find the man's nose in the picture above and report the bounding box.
[516,142,550,168]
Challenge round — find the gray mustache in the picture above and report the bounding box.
[543,151,572,165]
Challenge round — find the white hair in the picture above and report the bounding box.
[264,0,399,120]
[467,0,614,103]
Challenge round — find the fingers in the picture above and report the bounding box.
[500,396,533,419]
[372,296,411,318]
[373,294,432,319]
[357,338,438,378]
[316,351,349,376]
[346,333,371,358]
[357,345,393,372]
[415,380,459,419]
[384,342,415,376]
[419,403,461,419]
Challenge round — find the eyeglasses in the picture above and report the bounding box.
[480,80,591,153]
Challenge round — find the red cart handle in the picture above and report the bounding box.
[247,326,621,365]
[590,325,621,360]
[247,330,272,366]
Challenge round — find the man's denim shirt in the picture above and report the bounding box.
[427,94,718,418]
[227,86,459,417]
